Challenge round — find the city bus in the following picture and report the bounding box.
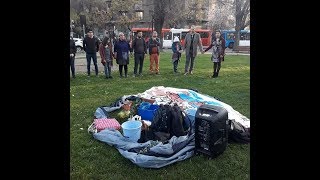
[221,30,250,49]
[167,28,212,48]
[132,27,212,48]
[131,27,170,44]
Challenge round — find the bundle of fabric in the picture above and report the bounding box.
[93,129,195,168]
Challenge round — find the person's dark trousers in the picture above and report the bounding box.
[173,59,179,73]
[185,52,195,73]
[86,53,98,76]
[104,62,112,78]
[70,56,75,78]
[119,65,128,77]
[134,53,145,75]
[213,62,221,78]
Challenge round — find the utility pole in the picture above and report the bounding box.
[83,24,85,38]
[151,14,154,33]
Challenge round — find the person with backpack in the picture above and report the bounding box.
[202,29,226,78]
[171,36,182,73]
[148,31,161,75]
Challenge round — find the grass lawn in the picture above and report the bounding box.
[70,52,250,179]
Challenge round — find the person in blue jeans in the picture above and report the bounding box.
[171,36,182,73]
[83,29,100,76]
[99,37,114,79]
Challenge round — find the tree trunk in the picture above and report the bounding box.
[154,0,167,51]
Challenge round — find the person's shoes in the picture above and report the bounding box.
[120,75,123,78]
[105,76,109,79]
[184,72,188,75]
[125,74,128,78]
[156,72,160,75]
[72,76,76,78]
[133,74,136,77]
[212,72,217,78]
[139,74,143,77]
[189,71,193,75]
[109,76,113,79]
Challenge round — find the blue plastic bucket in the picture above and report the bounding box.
[138,104,159,121]
[121,120,142,142]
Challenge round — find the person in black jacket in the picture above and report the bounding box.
[132,30,147,77]
[70,36,77,78]
[83,29,100,76]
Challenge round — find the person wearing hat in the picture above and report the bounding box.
[202,30,226,78]
[70,36,76,78]
[83,29,100,76]
[171,36,182,73]
[183,25,203,75]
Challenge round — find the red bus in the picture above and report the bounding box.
[131,28,212,48]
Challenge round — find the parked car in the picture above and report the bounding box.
[73,38,83,52]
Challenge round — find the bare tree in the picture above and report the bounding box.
[234,0,250,49]
[70,0,139,35]
[153,0,169,49]
[208,0,235,30]
[153,0,208,48]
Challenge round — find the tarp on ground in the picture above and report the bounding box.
[92,86,249,168]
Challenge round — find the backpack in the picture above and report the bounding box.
[150,104,190,138]
[169,104,189,137]
[150,104,172,133]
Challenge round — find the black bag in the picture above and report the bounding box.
[150,104,172,133]
[169,104,189,137]
[139,104,191,143]
[228,120,250,144]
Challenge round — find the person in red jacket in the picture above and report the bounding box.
[202,30,226,78]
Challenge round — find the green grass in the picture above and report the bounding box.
[70,52,250,179]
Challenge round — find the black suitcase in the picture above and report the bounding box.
[195,104,229,158]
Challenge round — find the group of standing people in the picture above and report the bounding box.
[70,26,226,79]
